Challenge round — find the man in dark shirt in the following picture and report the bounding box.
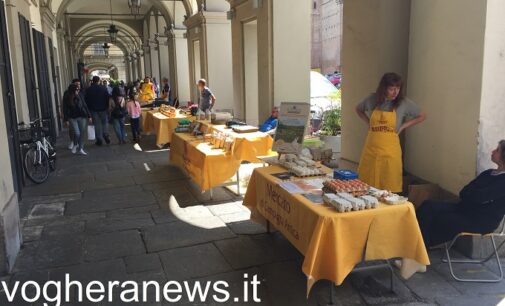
[85,76,110,145]
[197,79,216,112]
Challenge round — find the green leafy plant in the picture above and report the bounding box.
[319,107,341,136]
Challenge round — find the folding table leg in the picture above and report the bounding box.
[236,171,240,195]
[209,188,213,200]
[327,282,335,306]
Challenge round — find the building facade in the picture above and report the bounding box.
[311,0,343,74]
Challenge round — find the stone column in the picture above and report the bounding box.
[158,36,170,81]
[228,0,311,123]
[1,0,23,275]
[150,43,160,82]
[130,53,138,81]
[124,56,131,83]
[185,11,234,111]
[56,27,69,87]
[136,50,145,79]
[168,29,191,103]
[143,45,152,77]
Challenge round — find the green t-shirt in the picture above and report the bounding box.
[357,94,422,132]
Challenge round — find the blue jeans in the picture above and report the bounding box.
[112,117,126,143]
[130,117,140,141]
[69,117,87,150]
[91,110,109,143]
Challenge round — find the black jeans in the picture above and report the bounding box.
[130,117,140,142]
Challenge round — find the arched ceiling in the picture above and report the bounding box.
[83,44,123,57]
[78,37,129,59]
[49,0,199,26]
[72,21,141,50]
[87,62,118,70]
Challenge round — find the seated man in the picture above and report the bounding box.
[259,107,279,135]
[416,140,505,248]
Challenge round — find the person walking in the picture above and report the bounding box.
[62,78,81,150]
[63,83,91,155]
[127,92,141,143]
[109,86,127,144]
[85,76,111,146]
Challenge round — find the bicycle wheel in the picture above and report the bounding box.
[24,145,50,184]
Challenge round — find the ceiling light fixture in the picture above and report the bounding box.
[107,0,119,42]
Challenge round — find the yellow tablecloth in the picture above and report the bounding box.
[170,132,241,191]
[243,165,430,295]
[142,109,193,146]
[200,123,276,162]
[141,108,157,134]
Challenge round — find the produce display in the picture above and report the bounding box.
[322,179,370,197]
[279,154,325,177]
[209,132,234,152]
[175,119,192,133]
[323,192,379,213]
[159,105,177,118]
[368,187,408,205]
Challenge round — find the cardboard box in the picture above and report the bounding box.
[408,183,442,209]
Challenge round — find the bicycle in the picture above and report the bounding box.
[18,118,56,184]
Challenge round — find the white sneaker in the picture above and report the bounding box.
[71,145,77,154]
[68,142,74,150]
[78,149,87,156]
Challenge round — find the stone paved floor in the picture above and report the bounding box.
[1,134,504,306]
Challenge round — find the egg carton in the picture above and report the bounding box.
[323,193,378,213]
[291,168,326,177]
[359,195,379,209]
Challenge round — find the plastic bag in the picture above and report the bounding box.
[87,125,95,141]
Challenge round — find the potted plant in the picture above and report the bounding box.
[319,106,342,154]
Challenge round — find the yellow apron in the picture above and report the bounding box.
[139,82,155,103]
[358,108,402,192]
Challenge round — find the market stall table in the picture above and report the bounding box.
[200,123,275,162]
[170,132,242,192]
[142,109,194,146]
[243,165,430,295]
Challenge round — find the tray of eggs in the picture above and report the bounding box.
[322,179,370,197]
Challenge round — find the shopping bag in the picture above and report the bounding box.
[87,125,96,141]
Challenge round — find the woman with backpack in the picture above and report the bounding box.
[109,86,127,144]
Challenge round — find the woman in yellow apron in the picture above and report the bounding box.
[356,73,426,192]
[138,76,155,104]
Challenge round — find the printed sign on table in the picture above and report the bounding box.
[272,102,310,154]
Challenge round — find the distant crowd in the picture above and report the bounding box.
[61,75,171,155]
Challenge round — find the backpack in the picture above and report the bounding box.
[111,98,126,119]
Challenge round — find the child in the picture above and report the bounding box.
[127,93,141,143]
